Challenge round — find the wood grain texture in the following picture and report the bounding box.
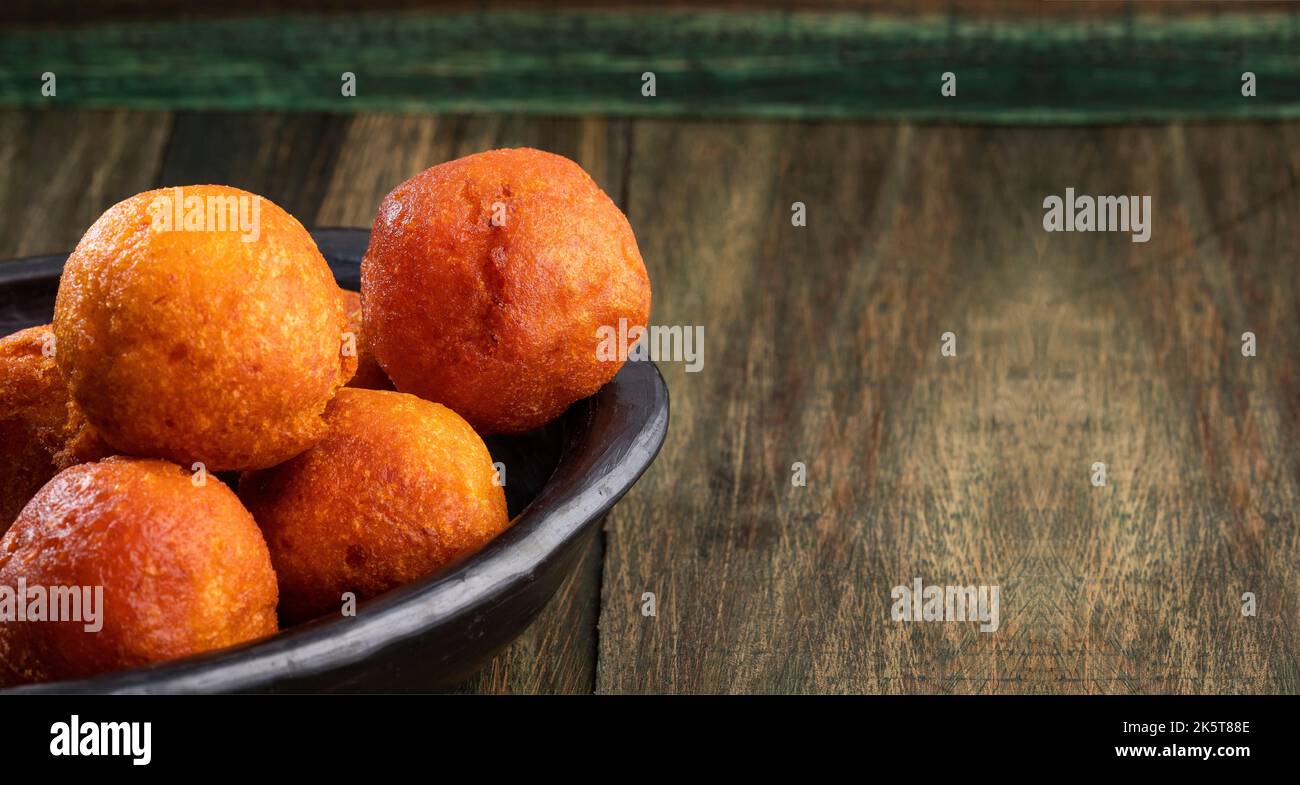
[0,109,171,258]
[4,10,1300,122]
[158,112,351,223]
[1,110,1296,693]
[598,120,1300,693]
[316,113,629,230]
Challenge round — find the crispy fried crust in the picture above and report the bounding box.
[361,148,651,434]
[0,457,279,686]
[339,288,392,390]
[0,326,111,531]
[53,185,355,471]
[239,388,509,624]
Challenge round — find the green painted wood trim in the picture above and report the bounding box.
[3,11,1300,122]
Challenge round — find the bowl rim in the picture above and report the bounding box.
[0,229,669,694]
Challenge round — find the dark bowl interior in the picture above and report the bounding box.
[0,228,668,693]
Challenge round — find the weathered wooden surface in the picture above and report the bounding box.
[0,110,1296,693]
[5,10,1300,122]
[598,120,1300,693]
[10,1,1300,26]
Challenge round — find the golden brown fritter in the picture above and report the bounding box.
[0,457,279,686]
[239,388,509,624]
[339,288,392,390]
[53,185,355,472]
[361,148,651,434]
[0,325,111,531]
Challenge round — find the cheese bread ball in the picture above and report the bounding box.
[0,325,110,531]
[239,388,509,624]
[361,148,651,434]
[53,185,355,472]
[339,288,392,390]
[0,457,279,686]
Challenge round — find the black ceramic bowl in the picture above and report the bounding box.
[0,228,667,693]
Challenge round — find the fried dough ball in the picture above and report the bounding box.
[239,388,509,624]
[0,326,111,531]
[53,185,355,472]
[56,404,114,471]
[0,457,279,686]
[361,148,651,434]
[339,288,392,390]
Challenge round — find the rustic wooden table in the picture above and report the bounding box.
[1,108,1296,693]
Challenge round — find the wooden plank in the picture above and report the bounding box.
[598,119,1300,693]
[3,106,1296,693]
[599,118,909,692]
[317,112,628,692]
[157,112,350,221]
[316,113,629,228]
[11,1,1300,27]
[0,110,345,260]
[4,11,1300,122]
[1127,123,1300,690]
[0,109,171,258]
